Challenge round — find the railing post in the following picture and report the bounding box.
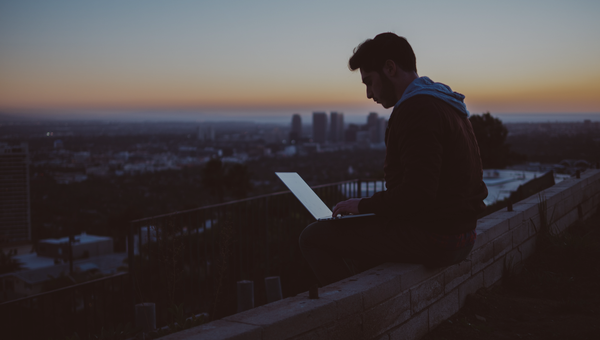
[237,280,254,312]
[358,180,362,198]
[264,276,283,303]
[135,302,156,334]
[265,197,270,276]
[128,222,136,321]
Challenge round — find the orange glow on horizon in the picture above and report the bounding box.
[464,77,600,113]
[1,71,599,113]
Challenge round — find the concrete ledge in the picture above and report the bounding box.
[161,319,262,340]
[166,170,600,340]
[223,295,335,340]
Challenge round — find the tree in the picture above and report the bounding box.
[0,251,21,274]
[225,163,252,199]
[201,159,253,202]
[469,112,513,169]
[202,158,226,202]
[201,158,254,202]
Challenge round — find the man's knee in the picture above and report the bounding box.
[299,221,329,248]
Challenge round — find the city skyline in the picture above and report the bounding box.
[1,1,600,120]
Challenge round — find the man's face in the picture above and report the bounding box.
[360,69,397,109]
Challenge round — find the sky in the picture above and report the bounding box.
[1,0,599,122]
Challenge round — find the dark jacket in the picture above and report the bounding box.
[358,94,488,234]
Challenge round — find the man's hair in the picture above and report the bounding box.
[348,32,417,73]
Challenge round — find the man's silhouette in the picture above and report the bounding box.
[299,33,488,287]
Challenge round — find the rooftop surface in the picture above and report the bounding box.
[482,169,570,205]
[2,252,127,284]
[37,232,112,245]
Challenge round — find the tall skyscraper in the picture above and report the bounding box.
[289,114,302,142]
[377,117,388,143]
[198,125,215,141]
[367,112,379,143]
[329,112,344,143]
[366,112,386,143]
[345,124,359,142]
[0,142,31,243]
[312,112,327,144]
[367,112,379,129]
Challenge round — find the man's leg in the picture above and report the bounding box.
[299,220,357,287]
[299,215,423,286]
[299,216,475,286]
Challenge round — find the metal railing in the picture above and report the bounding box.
[127,178,385,325]
[0,178,384,339]
[0,272,130,340]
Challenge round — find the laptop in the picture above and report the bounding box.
[275,172,375,221]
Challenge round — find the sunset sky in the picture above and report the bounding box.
[1,0,599,121]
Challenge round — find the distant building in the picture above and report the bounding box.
[114,151,129,162]
[0,143,31,243]
[367,112,379,143]
[329,112,344,143]
[557,159,591,175]
[1,248,124,300]
[301,143,320,153]
[85,166,110,177]
[198,125,215,141]
[53,140,64,149]
[376,117,387,143]
[312,112,327,144]
[72,151,90,164]
[365,113,387,144]
[289,114,302,142]
[356,130,371,144]
[345,124,359,142]
[482,169,570,206]
[367,112,379,129]
[37,232,113,261]
[281,145,297,157]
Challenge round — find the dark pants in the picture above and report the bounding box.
[299,215,473,287]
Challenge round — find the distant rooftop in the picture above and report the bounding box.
[2,252,127,284]
[38,232,111,245]
[12,252,55,270]
[482,169,570,206]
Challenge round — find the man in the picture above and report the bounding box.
[299,33,488,287]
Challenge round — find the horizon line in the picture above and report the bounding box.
[2,111,600,125]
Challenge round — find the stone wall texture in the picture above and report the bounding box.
[162,169,600,340]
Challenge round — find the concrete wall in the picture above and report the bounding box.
[162,169,600,340]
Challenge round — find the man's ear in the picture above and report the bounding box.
[382,60,397,77]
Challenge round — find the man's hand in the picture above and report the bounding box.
[332,198,362,217]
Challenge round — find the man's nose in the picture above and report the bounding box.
[366,88,372,99]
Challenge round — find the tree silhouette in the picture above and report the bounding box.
[0,251,21,274]
[202,158,226,202]
[225,163,252,199]
[201,159,252,202]
[469,112,512,169]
